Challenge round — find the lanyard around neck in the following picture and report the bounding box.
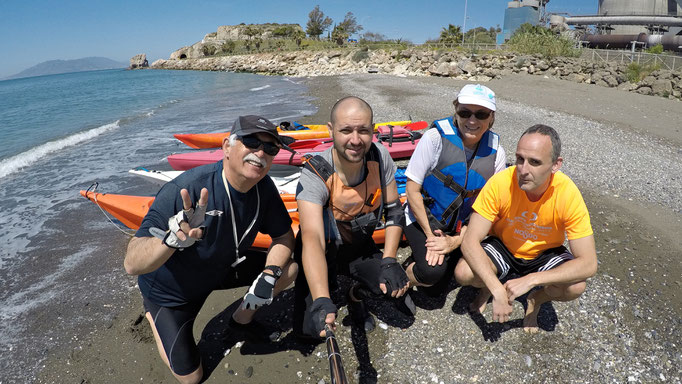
[222,170,259,268]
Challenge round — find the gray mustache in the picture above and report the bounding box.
[243,153,267,167]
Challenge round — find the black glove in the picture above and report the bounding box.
[303,297,337,338]
[241,272,278,310]
[379,257,408,295]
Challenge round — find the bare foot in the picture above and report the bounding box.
[523,290,541,334]
[469,287,491,314]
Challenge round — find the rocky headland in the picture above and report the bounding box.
[128,53,149,69]
[167,24,304,60]
[151,48,682,101]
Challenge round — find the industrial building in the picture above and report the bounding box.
[551,0,682,51]
[497,0,682,52]
[496,1,550,44]
[596,0,682,34]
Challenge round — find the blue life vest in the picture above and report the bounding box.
[421,117,499,234]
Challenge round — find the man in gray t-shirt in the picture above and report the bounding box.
[296,142,396,243]
[293,96,413,340]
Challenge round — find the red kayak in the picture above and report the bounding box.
[168,127,423,171]
[80,189,404,249]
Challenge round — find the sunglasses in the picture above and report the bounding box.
[456,109,492,120]
[239,135,281,156]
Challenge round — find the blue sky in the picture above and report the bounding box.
[0,0,597,77]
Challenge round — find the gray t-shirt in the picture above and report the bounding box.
[296,143,397,243]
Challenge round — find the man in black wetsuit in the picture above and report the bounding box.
[124,115,297,384]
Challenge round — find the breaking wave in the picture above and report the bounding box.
[0,121,120,179]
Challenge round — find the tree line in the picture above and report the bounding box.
[235,5,504,47]
[205,5,581,57]
[435,24,502,45]
[231,5,369,47]
[306,5,362,44]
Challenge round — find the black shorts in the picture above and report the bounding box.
[292,232,383,336]
[142,250,268,375]
[404,221,460,286]
[293,233,383,296]
[481,237,574,280]
[143,297,203,376]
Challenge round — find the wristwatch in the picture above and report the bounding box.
[264,265,283,278]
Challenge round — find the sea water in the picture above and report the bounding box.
[0,69,315,382]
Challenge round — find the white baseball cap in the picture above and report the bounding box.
[457,84,496,111]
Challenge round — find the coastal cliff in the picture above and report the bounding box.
[168,23,304,61]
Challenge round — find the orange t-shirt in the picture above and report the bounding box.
[472,166,593,260]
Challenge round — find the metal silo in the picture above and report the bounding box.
[496,0,549,43]
[598,0,682,33]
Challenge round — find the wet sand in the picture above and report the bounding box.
[35,73,682,383]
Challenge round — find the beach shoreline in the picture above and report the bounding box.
[35,72,681,384]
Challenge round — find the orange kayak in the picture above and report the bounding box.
[80,190,403,249]
[174,120,421,149]
[80,190,155,230]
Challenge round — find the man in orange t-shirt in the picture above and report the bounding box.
[456,124,598,333]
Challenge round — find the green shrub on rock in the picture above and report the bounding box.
[626,62,662,83]
[507,23,579,58]
[272,25,296,38]
[221,41,236,54]
[202,45,217,56]
[646,44,664,55]
[352,47,369,62]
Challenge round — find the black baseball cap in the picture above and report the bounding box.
[231,115,295,147]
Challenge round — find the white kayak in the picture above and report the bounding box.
[128,169,183,186]
[128,165,301,194]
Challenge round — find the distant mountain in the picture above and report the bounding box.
[5,57,128,80]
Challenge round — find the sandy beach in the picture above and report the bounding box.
[35,73,682,384]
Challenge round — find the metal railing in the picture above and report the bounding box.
[579,48,681,71]
[419,42,503,51]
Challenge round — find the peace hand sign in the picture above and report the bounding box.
[152,188,209,250]
[175,188,209,241]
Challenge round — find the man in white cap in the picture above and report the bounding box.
[402,84,507,296]
[456,124,597,333]
[124,115,297,384]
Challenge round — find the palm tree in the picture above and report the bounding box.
[439,24,463,47]
[292,29,306,48]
